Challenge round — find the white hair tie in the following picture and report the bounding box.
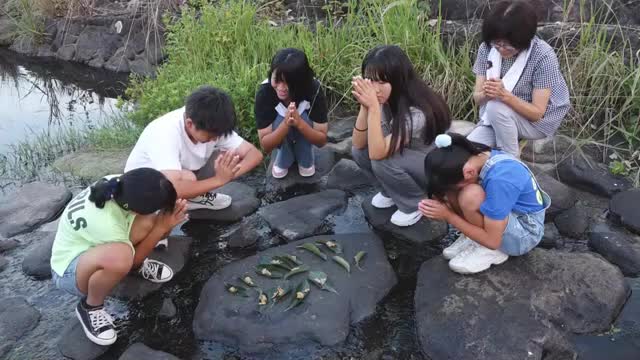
[435,134,452,148]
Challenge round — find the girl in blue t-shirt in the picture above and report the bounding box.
[419,133,550,274]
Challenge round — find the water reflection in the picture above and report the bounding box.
[0,48,128,153]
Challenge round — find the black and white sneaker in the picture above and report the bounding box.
[75,300,117,346]
[187,192,232,211]
[137,258,174,283]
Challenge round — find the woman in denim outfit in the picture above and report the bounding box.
[420,133,550,274]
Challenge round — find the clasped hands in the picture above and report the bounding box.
[419,198,454,222]
[483,78,510,101]
[351,76,379,109]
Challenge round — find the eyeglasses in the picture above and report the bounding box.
[490,41,517,52]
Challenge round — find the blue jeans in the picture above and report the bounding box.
[51,254,86,297]
[272,112,314,169]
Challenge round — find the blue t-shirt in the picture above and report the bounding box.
[479,151,545,220]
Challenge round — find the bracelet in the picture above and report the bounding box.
[354,126,368,132]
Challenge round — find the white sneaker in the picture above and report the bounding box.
[272,165,288,179]
[155,238,168,250]
[298,164,316,177]
[371,192,395,209]
[188,192,232,211]
[390,209,422,227]
[448,242,509,274]
[138,259,174,283]
[442,234,474,260]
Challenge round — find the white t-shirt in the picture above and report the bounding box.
[125,107,245,172]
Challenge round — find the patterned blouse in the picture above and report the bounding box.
[473,36,571,137]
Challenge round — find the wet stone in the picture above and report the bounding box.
[556,152,631,197]
[111,236,192,300]
[536,172,577,221]
[539,222,562,249]
[609,189,640,235]
[58,318,109,360]
[218,215,267,249]
[118,343,181,360]
[158,298,177,319]
[415,249,630,360]
[188,182,260,223]
[326,158,372,193]
[0,182,72,237]
[361,194,447,247]
[21,231,55,279]
[327,116,356,143]
[554,205,590,239]
[0,297,41,358]
[193,233,398,355]
[0,238,19,253]
[0,256,8,272]
[259,190,347,242]
[589,227,640,277]
[265,146,336,196]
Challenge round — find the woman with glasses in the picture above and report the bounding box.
[468,0,570,157]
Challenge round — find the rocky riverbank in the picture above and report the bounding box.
[1,120,640,359]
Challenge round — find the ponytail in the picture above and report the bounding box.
[424,133,492,198]
[89,177,121,209]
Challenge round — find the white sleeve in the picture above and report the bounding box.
[216,131,244,151]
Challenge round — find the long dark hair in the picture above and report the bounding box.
[362,45,451,156]
[424,133,492,199]
[89,168,177,215]
[268,48,316,104]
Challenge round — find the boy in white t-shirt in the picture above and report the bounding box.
[125,86,263,225]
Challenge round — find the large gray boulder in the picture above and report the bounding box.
[0,297,41,358]
[327,116,356,143]
[554,205,590,239]
[361,195,447,246]
[218,215,269,249]
[259,190,347,242]
[521,135,576,164]
[193,233,397,355]
[415,249,630,360]
[536,172,577,221]
[265,146,336,196]
[21,232,55,279]
[188,182,260,223]
[0,238,19,253]
[52,149,129,182]
[111,236,192,300]
[589,227,640,277]
[326,158,372,193]
[0,182,72,237]
[325,137,352,158]
[58,318,109,360]
[609,189,640,234]
[119,343,180,360]
[556,152,631,197]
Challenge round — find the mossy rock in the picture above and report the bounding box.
[53,149,130,181]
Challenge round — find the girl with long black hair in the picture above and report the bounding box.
[351,45,451,226]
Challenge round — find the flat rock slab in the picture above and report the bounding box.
[52,149,129,182]
[111,236,192,300]
[326,158,372,193]
[362,195,447,246]
[218,215,268,249]
[193,233,398,354]
[536,172,577,221]
[554,205,589,239]
[0,182,72,237]
[450,120,476,137]
[0,238,20,253]
[521,135,575,164]
[21,231,55,279]
[0,297,41,358]
[415,249,630,360]
[327,116,356,142]
[589,229,640,277]
[325,137,352,158]
[556,152,631,197]
[188,182,260,223]
[610,189,640,234]
[58,318,109,360]
[118,343,180,360]
[265,146,336,195]
[259,190,347,242]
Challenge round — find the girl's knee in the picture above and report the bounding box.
[99,244,134,274]
[458,184,485,211]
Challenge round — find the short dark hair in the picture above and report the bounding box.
[268,48,315,103]
[424,133,492,199]
[185,85,236,136]
[482,0,538,50]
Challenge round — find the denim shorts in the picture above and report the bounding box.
[51,255,86,297]
[499,209,546,256]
